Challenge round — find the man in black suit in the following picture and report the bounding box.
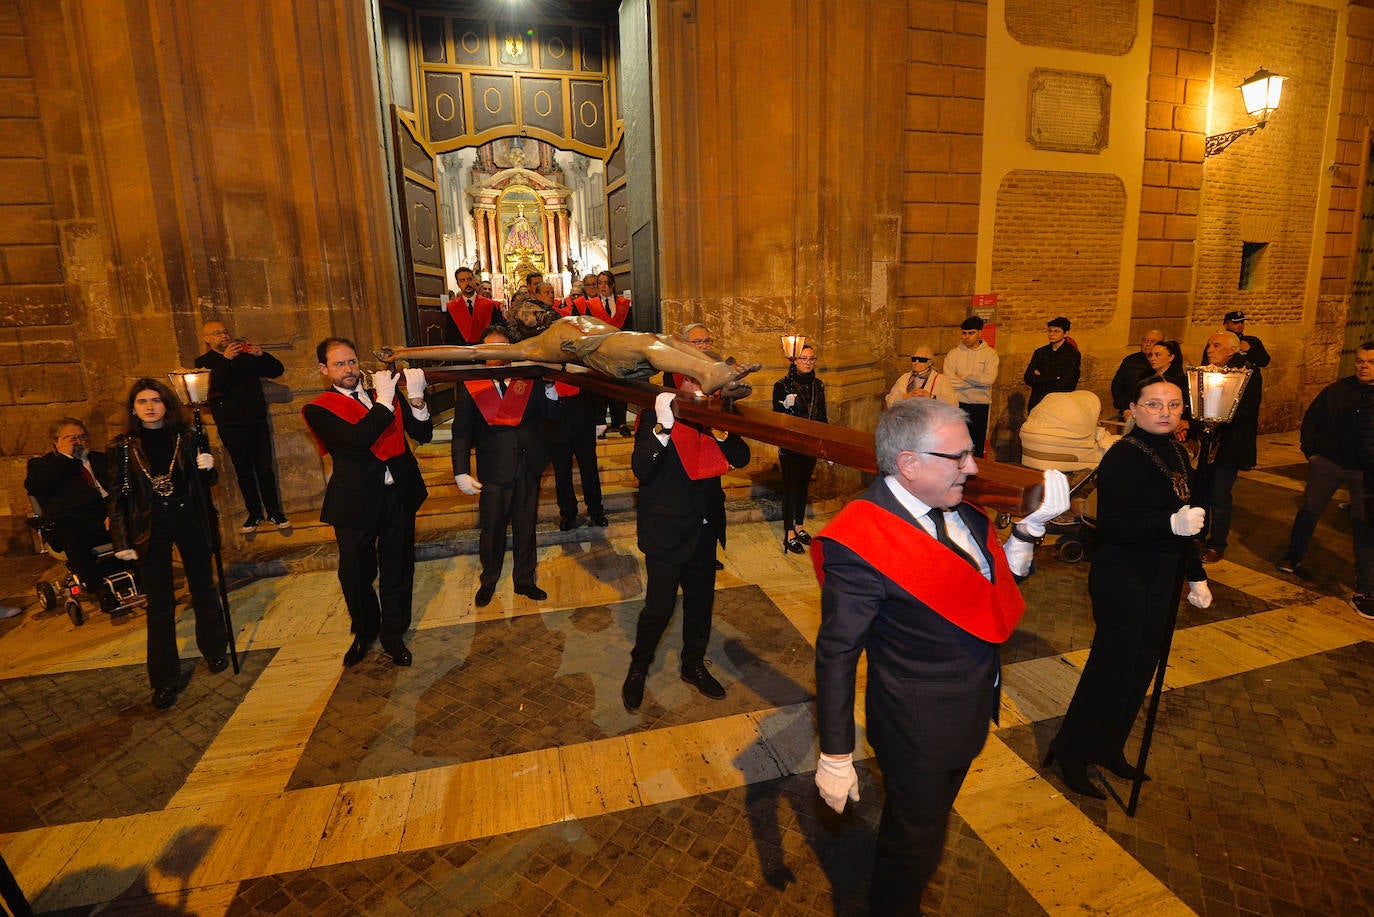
[303,338,432,667]
[621,391,750,712]
[451,325,551,608]
[195,320,289,533]
[25,417,114,604]
[1199,330,1264,564]
[812,397,1068,914]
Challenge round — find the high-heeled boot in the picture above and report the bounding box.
[1043,749,1106,799]
[1105,751,1150,782]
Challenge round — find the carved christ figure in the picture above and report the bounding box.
[380,300,761,399]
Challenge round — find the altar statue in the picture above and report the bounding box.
[503,205,543,253]
[379,299,760,399]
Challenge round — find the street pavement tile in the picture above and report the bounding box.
[287,586,815,790]
[1001,644,1374,917]
[226,765,1044,916]
[0,649,275,832]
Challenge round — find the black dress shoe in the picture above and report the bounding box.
[622,665,647,713]
[475,583,496,608]
[559,517,577,532]
[343,635,375,667]
[206,656,230,674]
[515,584,548,601]
[795,528,812,545]
[713,559,724,571]
[783,534,806,555]
[589,512,609,528]
[151,686,178,710]
[680,661,726,699]
[1044,749,1106,799]
[1105,752,1150,782]
[383,641,412,667]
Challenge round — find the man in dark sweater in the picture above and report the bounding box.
[1109,328,1164,417]
[1022,316,1081,412]
[1278,342,1374,618]
[195,320,289,533]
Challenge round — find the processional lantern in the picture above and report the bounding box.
[780,334,807,361]
[1183,363,1253,430]
[167,368,213,407]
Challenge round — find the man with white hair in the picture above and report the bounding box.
[1199,331,1264,564]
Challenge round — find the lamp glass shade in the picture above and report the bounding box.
[1184,364,1252,424]
[780,334,807,360]
[1239,68,1284,123]
[168,368,213,405]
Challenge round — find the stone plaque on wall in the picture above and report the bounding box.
[1026,69,1110,154]
[1006,0,1136,55]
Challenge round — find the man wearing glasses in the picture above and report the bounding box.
[811,397,1068,913]
[885,345,957,407]
[1111,328,1165,418]
[25,418,114,607]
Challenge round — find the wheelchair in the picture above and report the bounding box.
[26,498,146,626]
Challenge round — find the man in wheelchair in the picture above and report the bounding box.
[25,417,118,611]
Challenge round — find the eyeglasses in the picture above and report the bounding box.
[795,356,817,364]
[923,449,975,465]
[1136,400,1185,413]
[911,356,931,363]
[687,337,713,346]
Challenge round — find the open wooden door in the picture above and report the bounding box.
[389,106,448,348]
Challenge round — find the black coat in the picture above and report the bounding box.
[1213,352,1263,469]
[632,419,749,563]
[25,450,111,527]
[1023,342,1081,408]
[1110,352,1153,412]
[194,349,284,426]
[109,429,217,557]
[1300,375,1374,468]
[303,396,432,528]
[1094,427,1204,582]
[450,380,549,485]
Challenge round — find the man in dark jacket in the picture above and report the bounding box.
[304,338,432,667]
[196,320,288,533]
[451,325,551,608]
[1110,328,1164,416]
[1279,342,1374,617]
[25,418,113,603]
[621,391,750,712]
[1199,310,1271,368]
[1200,331,1264,563]
[1022,316,1081,411]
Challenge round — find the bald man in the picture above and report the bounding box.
[1198,331,1264,564]
[1110,328,1164,417]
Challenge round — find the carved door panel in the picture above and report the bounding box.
[390,106,448,348]
[604,135,631,318]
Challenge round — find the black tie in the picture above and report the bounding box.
[497,379,507,397]
[351,391,364,403]
[927,508,981,572]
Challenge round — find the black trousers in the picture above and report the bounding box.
[1051,546,1178,763]
[219,421,282,517]
[477,463,541,589]
[632,521,718,669]
[141,498,226,689]
[333,486,415,649]
[778,450,817,530]
[549,396,604,520]
[869,757,969,915]
[56,516,110,601]
[961,402,991,458]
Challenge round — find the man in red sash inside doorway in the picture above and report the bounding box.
[811,397,1068,914]
[445,266,506,345]
[451,325,551,608]
[304,337,433,668]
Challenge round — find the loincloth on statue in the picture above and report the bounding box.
[560,334,653,380]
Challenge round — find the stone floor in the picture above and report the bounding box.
[1,432,1372,915]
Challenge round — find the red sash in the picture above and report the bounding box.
[464,378,534,426]
[583,295,629,329]
[304,391,407,460]
[812,499,1025,643]
[446,295,498,342]
[552,380,580,397]
[633,413,730,479]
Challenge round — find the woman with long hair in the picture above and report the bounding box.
[110,378,229,710]
[772,345,828,553]
[1044,374,1212,797]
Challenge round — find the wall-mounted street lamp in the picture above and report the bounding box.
[1205,67,1285,158]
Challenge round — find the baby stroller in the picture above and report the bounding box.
[27,496,146,626]
[1018,391,1120,563]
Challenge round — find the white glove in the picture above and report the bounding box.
[781,393,798,409]
[815,753,860,813]
[1187,580,1213,608]
[545,382,559,401]
[1170,505,1205,537]
[454,473,482,495]
[402,367,426,397]
[372,369,398,408]
[655,391,676,427]
[1002,535,1033,578]
[115,548,138,561]
[196,452,214,471]
[1016,469,1070,537]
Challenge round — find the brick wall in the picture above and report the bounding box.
[1004,0,1138,56]
[896,0,986,363]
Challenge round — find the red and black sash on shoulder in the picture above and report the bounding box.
[634,413,729,480]
[446,296,497,342]
[304,391,407,460]
[583,296,629,329]
[812,499,1026,643]
[464,378,534,426]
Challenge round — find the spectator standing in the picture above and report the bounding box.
[1110,328,1165,417]
[1022,316,1081,412]
[773,344,828,553]
[945,316,1000,458]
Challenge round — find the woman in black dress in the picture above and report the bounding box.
[772,345,827,553]
[1045,375,1212,797]
[110,378,229,710]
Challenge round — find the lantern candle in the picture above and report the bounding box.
[1203,374,1224,419]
